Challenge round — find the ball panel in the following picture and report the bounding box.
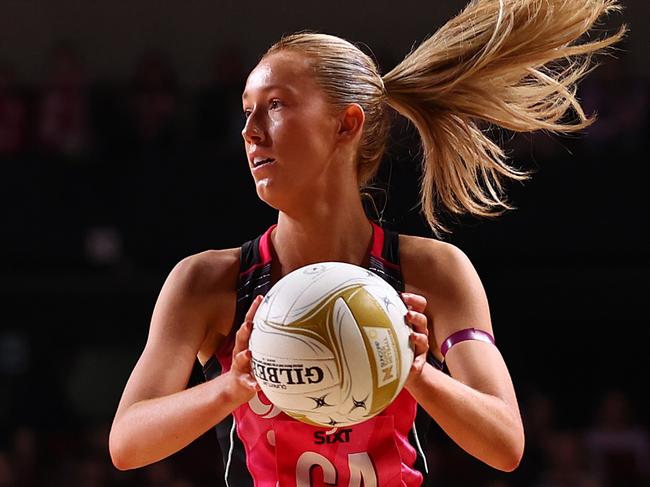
[288,274,369,323]
[250,320,334,360]
[331,296,375,423]
[259,285,362,360]
[263,263,338,324]
[361,284,413,395]
[345,286,403,415]
[255,274,291,322]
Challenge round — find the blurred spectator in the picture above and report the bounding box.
[0,64,29,157]
[117,49,194,268]
[195,45,247,154]
[486,480,515,487]
[513,390,558,486]
[141,461,192,487]
[10,426,39,487]
[580,50,648,156]
[0,451,14,487]
[127,49,181,151]
[0,330,31,378]
[35,43,91,159]
[584,389,650,487]
[23,43,97,270]
[535,430,601,487]
[83,225,124,266]
[576,47,649,242]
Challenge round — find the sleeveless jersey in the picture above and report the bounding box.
[202,222,440,486]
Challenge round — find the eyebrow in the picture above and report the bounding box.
[242,84,298,101]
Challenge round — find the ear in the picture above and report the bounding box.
[337,104,365,141]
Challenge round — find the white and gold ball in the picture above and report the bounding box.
[249,261,413,428]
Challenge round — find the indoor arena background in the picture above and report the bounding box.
[1,1,648,486]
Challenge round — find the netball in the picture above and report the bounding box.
[249,261,414,427]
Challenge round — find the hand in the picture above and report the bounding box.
[224,295,263,406]
[401,292,430,387]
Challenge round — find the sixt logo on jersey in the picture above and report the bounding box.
[314,428,353,445]
[252,359,324,386]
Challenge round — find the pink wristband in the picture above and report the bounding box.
[440,328,495,358]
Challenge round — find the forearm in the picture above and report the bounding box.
[406,363,524,472]
[109,372,241,470]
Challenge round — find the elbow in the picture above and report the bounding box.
[110,455,132,472]
[497,451,523,473]
[111,456,131,472]
[494,429,525,473]
[109,427,137,471]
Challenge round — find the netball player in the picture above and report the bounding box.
[109,0,625,485]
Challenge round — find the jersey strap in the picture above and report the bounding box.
[368,221,403,292]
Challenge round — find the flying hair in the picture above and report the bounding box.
[265,0,627,235]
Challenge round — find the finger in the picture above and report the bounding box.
[236,350,260,391]
[411,354,427,374]
[405,310,428,336]
[401,292,427,313]
[410,331,430,356]
[232,348,253,373]
[244,295,265,323]
[234,296,263,357]
[233,321,253,357]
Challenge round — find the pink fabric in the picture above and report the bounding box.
[230,390,422,486]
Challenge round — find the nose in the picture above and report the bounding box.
[242,112,265,144]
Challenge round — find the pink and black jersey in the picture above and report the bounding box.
[202,222,442,486]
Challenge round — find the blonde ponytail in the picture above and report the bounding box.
[383,0,626,234]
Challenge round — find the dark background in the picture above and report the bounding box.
[0,1,648,486]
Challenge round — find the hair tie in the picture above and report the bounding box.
[378,76,387,96]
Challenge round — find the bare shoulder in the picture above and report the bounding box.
[399,233,491,351]
[399,233,479,294]
[152,247,241,363]
[169,248,241,296]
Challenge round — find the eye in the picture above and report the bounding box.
[269,99,281,110]
[243,108,252,119]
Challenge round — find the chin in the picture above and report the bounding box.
[256,180,310,214]
[255,180,283,211]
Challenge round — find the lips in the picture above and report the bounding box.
[253,157,275,168]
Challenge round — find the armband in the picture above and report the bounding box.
[440,328,495,358]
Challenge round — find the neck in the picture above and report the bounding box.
[270,194,373,280]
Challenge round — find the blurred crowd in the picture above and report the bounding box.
[1,388,648,487]
[1,41,649,487]
[1,42,257,273]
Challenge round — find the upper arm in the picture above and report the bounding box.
[113,249,239,421]
[401,236,518,405]
[401,236,492,352]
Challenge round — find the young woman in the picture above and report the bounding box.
[109,0,625,485]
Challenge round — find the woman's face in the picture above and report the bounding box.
[241,50,342,210]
